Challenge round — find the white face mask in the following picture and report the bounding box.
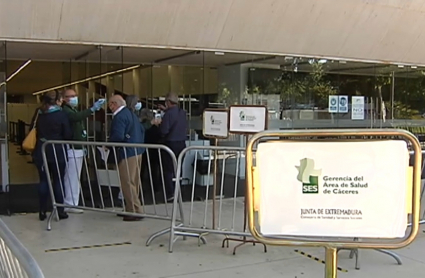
[135,102,142,111]
[69,97,78,107]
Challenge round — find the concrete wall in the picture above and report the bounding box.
[1,0,425,64]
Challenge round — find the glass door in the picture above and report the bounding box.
[0,42,9,192]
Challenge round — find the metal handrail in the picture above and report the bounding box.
[0,218,44,278]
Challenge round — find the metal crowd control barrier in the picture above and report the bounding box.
[154,145,268,253]
[408,149,425,228]
[0,218,44,278]
[246,129,422,278]
[41,140,183,231]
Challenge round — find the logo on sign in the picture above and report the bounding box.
[296,158,322,194]
[239,111,256,121]
[210,115,222,125]
[331,98,337,106]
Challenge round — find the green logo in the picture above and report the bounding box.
[295,158,322,194]
[239,111,246,121]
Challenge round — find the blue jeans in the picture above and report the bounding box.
[36,161,66,213]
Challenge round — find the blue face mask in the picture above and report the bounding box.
[69,97,78,107]
[135,102,142,111]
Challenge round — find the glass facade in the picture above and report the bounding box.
[1,41,425,184]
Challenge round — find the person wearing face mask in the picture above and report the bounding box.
[61,89,105,213]
[32,91,73,221]
[125,95,161,129]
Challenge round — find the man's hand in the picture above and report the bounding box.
[157,104,166,111]
[151,118,162,126]
[91,99,105,112]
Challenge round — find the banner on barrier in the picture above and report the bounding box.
[257,141,409,238]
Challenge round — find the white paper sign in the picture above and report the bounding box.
[257,141,408,238]
[338,95,348,113]
[229,106,267,134]
[203,110,229,138]
[328,96,338,113]
[351,96,365,120]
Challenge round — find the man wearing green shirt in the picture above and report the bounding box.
[62,89,104,213]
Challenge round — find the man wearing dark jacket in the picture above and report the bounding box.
[62,89,104,213]
[158,93,187,201]
[108,95,145,221]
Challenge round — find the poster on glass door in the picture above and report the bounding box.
[351,96,365,120]
[328,95,338,113]
[338,96,348,113]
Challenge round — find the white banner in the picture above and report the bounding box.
[229,106,267,134]
[257,141,408,238]
[203,110,229,138]
[351,96,365,120]
[338,95,348,113]
[328,96,338,113]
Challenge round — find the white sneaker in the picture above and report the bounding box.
[64,208,84,214]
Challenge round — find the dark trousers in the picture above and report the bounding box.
[163,141,186,197]
[142,149,161,192]
[36,161,66,213]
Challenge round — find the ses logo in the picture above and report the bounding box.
[210,115,222,125]
[239,111,256,121]
[295,158,322,194]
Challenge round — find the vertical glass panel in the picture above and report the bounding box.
[80,46,103,141]
[0,41,7,190]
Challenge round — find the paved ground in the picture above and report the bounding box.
[2,207,425,278]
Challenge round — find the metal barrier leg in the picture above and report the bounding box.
[46,207,58,231]
[146,227,172,247]
[374,249,403,265]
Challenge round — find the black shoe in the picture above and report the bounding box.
[58,212,69,220]
[123,216,143,222]
[39,211,46,221]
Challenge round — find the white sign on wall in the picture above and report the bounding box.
[338,95,348,113]
[203,109,229,138]
[351,96,365,120]
[229,106,267,134]
[328,96,338,113]
[257,141,408,238]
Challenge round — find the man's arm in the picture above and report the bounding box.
[108,115,127,143]
[159,112,171,137]
[63,106,93,122]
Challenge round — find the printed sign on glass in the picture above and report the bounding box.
[338,95,348,113]
[351,96,365,120]
[328,95,338,113]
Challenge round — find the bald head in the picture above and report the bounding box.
[108,94,126,113]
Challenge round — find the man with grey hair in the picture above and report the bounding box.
[108,94,145,221]
[158,92,187,201]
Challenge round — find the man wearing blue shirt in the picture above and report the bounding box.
[108,95,145,221]
[158,93,187,201]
